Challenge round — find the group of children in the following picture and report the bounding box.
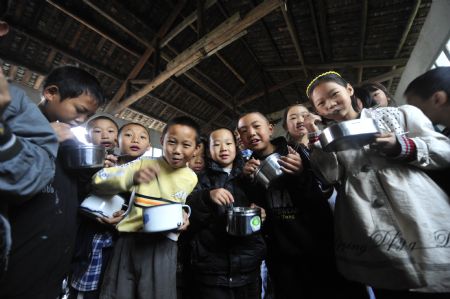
[1,61,450,299]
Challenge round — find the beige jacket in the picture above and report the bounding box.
[310,105,450,292]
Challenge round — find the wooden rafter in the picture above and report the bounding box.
[6,24,124,82]
[280,1,308,78]
[316,0,332,61]
[112,0,280,114]
[387,0,421,89]
[238,74,304,107]
[264,58,409,71]
[0,26,228,128]
[46,0,137,57]
[103,0,187,112]
[159,0,217,48]
[251,0,297,103]
[358,0,368,83]
[197,0,205,38]
[307,0,324,63]
[361,67,405,85]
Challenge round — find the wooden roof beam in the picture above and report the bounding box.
[102,0,187,112]
[264,58,409,71]
[280,1,308,78]
[112,0,280,114]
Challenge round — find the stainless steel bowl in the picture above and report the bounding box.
[254,152,283,189]
[319,118,380,152]
[60,144,105,169]
[226,207,261,236]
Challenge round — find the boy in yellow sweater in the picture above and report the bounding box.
[91,116,200,299]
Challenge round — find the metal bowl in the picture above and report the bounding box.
[60,144,105,169]
[226,207,261,236]
[254,152,284,189]
[319,118,380,152]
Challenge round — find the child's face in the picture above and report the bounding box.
[88,119,118,150]
[188,143,205,173]
[119,124,151,158]
[310,81,357,121]
[370,88,389,107]
[43,88,98,126]
[161,124,198,169]
[237,113,273,153]
[286,105,309,140]
[209,129,236,169]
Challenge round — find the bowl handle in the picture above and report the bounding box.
[182,204,191,217]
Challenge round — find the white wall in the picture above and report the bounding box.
[394,0,450,104]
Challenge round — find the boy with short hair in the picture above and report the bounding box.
[86,115,119,151]
[92,116,200,299]
[0,65,106,298]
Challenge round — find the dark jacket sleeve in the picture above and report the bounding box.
[0,86,58,200]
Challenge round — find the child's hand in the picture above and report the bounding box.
[243,158,260,177]
[303,113,322,133]
[0,69,11,117]
[104,154,118,168]
[371,133,401,156]
[278,146,303,174]
[178,210,190,231]
[250,203,266,222]
[50,122,76,143]
[97,210,125,225]
[210,188,234,206]
[133,164,160,185]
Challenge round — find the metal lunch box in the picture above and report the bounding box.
[226,207,262,236]
[319,118,380,152]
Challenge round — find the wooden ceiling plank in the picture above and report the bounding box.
[8,24,124,82]
[112,0,280,114]
[280,1,308,78]
[46,0,139,58]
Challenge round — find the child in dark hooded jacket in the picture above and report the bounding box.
[186,127,266,299]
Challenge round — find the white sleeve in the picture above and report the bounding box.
[398,104,450,169]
